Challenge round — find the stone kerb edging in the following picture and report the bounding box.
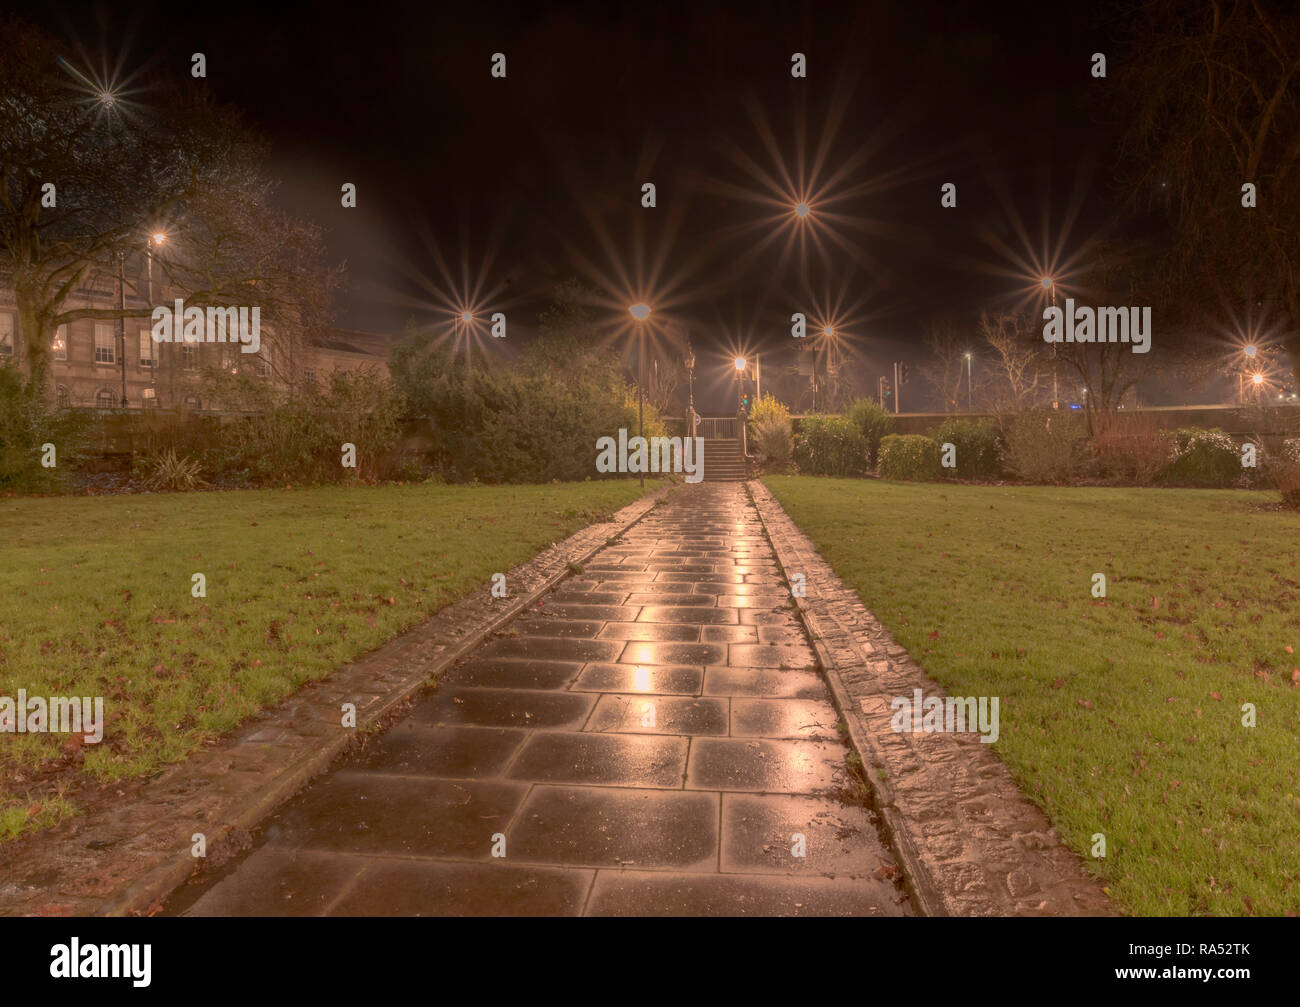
[0,487,669,918]
[747,480,1114,918]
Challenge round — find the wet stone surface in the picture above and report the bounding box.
[168,484,911,917]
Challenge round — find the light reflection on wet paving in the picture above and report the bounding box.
[170,484,912,917]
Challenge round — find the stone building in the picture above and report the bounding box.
[0,267,389,411]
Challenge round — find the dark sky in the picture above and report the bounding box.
[20,0,1123,410]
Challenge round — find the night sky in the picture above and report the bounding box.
[19,0,1120,410]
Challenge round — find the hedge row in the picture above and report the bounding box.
[762,400,1298,490]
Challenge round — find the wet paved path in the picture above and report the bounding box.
[172,484,911,916]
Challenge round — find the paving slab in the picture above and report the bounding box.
[586,694,729,736]
[586,870,907,917]
[571,663,704,695]
[504,732,688,787]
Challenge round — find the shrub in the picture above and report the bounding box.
[794,414,868,476]
[928,418,1000,478]
[1160,428,1240,487]
[877,433,944,481]
[1273,437,1300,473]
[749,393,793,470]
[140,448,206,491]
[846,398,895,468]
[392,324,656,483]
[0,365,91,491]
[1090,411,1172,484]
[1000,410,1091,483]
[1277,462,1300,510]
[199,367,404,484]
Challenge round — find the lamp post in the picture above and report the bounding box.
[147,232,166,404]
[1041,276,1059,408]
[116,250,128,408]
[1237,345,1258,402]
[964,352,973,411]
[147,232,166,303]
[459,311,475,418]
[629,303,651,488]
[734,356,748,456]
[686,343,696,422]
[1239,344,1258,403]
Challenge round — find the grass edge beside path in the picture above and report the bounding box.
[762,474,1300,917]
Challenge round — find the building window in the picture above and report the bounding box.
[0,313,14,357]
[141,387,157,407]
[95,389,115,410]
[94,324,115,363]
[182,345,197,370]
[255,358,269,377]
[52,325,68,360]
[56,385,70,408]
[302,367,316,385]
[139,329,154,367]
[183,395,201,411]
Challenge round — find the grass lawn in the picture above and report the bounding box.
[764,475,1300,917]
[0,479,658,840]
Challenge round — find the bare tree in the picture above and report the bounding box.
[918,319,968,412]
[1109,0,1300,387]
[0,16,339,397]
[979,309,1049,412]
[1049,240,1160,430]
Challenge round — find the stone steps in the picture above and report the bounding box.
[700,439,747,482]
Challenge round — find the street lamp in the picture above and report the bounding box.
[734,356,746,372]
[1040,276,1060,407]
[794,202,811,219]
[964,352,973,411]
[629,303,651,487]
[147,230,167,303]
[1238,345,1264,402]
[686,344,696,428]
[145,230,169,405]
